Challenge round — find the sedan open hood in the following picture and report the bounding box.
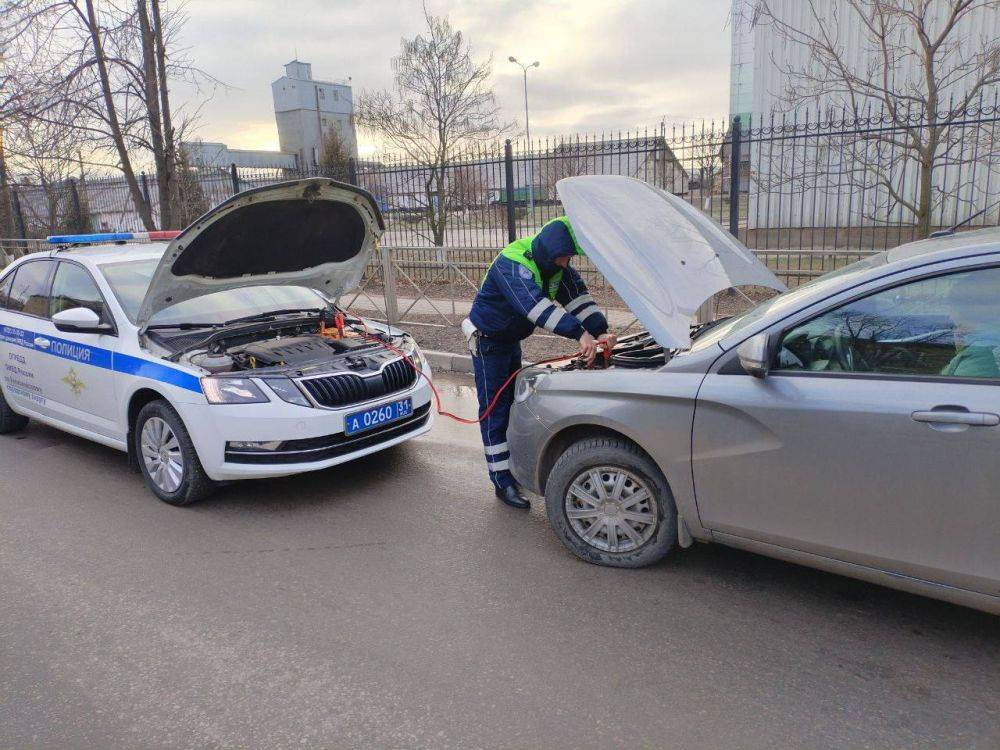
[136,178,385,327]
[557,175,786,349]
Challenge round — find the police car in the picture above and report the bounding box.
[0,179,433,505]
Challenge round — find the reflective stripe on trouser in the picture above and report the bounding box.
[471,337,522,490]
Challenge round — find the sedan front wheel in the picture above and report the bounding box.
[545,436,676,568]
[134,400,216,506]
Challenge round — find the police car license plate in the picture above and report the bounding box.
[345,398,413,436]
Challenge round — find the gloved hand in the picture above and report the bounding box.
[598,332,618,352]
[578,331,598,365]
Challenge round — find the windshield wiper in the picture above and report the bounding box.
[690,316,732,340]
[148,307,325,332]
[145,322,224,331]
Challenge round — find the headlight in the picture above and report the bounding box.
[398,334,427,369]
[201,377,269,404]
[262,377,312,407]
[514,370,547,403]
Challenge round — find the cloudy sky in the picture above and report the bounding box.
[176,0,734,156]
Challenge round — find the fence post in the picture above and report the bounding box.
[504,139,517,243]
[68,178,86,232]
[11,187,27,239]
[230,163,240,195]
[728,115,742,238]
[348,157,358,186]
[379,243,399,325]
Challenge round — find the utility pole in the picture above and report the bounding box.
[508,56,539,218]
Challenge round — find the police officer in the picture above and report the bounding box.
[465,216,615,509]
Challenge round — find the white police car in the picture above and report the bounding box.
[0,179,433,504]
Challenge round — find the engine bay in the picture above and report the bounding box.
[556,331,669,371]
[147,313,409,379]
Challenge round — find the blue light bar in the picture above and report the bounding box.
[46,230,181,245]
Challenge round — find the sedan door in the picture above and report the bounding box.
[0,259,57,417]
[35,261,122,441]
[692,265,1000,595]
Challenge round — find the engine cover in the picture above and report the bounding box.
[237,336,339,367]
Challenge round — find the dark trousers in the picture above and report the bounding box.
[471,337,522,490]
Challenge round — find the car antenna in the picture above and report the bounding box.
[930,198,1000,238]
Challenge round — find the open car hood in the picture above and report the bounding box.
[136,178,385,328]
[557,175,786,349]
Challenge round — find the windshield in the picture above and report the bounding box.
[689,252,888,351]
[100,258,327,325]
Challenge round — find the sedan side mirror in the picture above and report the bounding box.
[52,307,114,335]
[737,332,771,378]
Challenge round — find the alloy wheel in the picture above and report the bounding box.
[140,416,185,493]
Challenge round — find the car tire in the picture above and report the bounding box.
[134,400,216,506]
[0,387,29,434]
[545,436,676,568]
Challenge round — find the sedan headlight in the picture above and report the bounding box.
[398,334,428,369]
[262,377,312,407]
[514,370,547,403]
[201,377,269,405]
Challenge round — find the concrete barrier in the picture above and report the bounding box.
[423,349,473,374]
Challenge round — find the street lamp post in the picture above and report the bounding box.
[508,56,539,217]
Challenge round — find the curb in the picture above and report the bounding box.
[423,349,474,374]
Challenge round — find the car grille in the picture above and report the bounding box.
[298,358,418,408]
[225,404,431,464]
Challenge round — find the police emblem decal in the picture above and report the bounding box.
[518,264,533,280]
[62,367,85,396]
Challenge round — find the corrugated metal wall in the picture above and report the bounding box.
[745,0,1000,230]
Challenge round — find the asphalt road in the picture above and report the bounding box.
[1,373,997,750]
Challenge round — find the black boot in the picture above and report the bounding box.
[496,485,530,510]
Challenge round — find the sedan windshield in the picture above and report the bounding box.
[689,252,889,351]
[100,258,327,325]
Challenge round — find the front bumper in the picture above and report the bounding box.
[507,397,553,495]
[175,375,434,481]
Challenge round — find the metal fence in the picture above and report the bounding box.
[8,105,1000,252]
[4,105,998,326]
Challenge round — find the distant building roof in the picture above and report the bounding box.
[181,141,297,169]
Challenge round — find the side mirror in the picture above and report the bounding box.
[737,332,771,378]
[52,307,113,335]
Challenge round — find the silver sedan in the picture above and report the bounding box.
[509,176,1000,614]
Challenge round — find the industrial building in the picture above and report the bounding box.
[272,60,358,168]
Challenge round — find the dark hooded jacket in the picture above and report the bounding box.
[469,219,609,342]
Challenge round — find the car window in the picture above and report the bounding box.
[50,262,110,323]
[6,261,54,318]
[99,258,158,322]
[150,285,327,326]
[0,270,13,309]
[689,253,889,352]
[774,267,1000,380]
[100,258,326,324]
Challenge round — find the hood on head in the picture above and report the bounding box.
[136,178,384,328]
[530,217,584,276]
[557,175,786,350]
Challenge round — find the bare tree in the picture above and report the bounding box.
[753,0,1000,237]
[2,103,92,234]
[1,0,219,231]
[319,126,352,181]
[356,8,509,245]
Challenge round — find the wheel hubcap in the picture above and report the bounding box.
[140,417,184,493]
[565,466,658,553]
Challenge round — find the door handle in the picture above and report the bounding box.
[912,408,1000,427]
[33,336,50,349]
